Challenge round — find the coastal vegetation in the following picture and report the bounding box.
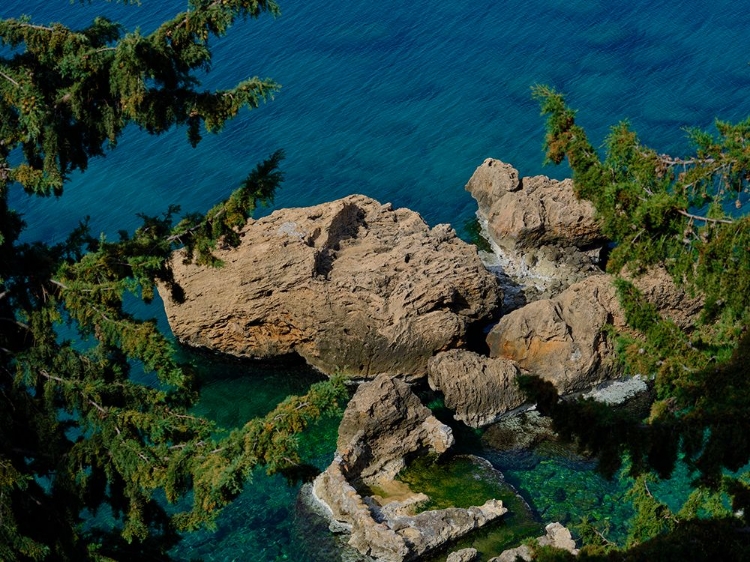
[523,86,750,558]
[0,2,346,560]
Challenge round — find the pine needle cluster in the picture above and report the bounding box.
[0,3,346,560]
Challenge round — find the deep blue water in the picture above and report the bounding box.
[4,1,750,559]
[6,0,750,244]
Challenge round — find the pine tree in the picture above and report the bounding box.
[0,3,346,560]
[526,86,750,554]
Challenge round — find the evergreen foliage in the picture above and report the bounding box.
[0,3,347,560]
[524,86,750,555]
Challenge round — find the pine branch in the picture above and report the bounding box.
[677,210,733,224]
[0,70,20,87]
[11,22,55,32]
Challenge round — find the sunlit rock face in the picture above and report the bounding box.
[487,274,626,393]
[336,374,455,487]
[161,194,500,380]
[466,158,602,251]
[466,158,606,309]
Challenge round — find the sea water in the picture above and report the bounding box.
[4,1,749,559]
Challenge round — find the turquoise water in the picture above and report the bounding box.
[168,352,345,562]
[5,0,750,559]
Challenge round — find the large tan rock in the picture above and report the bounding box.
[466,159,604,307]
[160,195,500,379]
[487,275,626,393]
[466,158,601,250]
[427,350,526,428]
[337,374,454,486]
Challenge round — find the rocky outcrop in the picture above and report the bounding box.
[489,523,578,562]
[426,264,682,427]
[482,264,702,395]
[312,374,507,561]
[466,158,601,251]
[313,460,507,562]
[160,195,500,380]
[487,274,626,393]
[427,350,526,428]
[466,159,604,308]
[337,374,454,486]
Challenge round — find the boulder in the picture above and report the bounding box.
[160,195,500,380]
[489,523,577,562]
[487,275,626,393]
[447,548,479,562]
[466,158,601,250]
[337,374,454,486]
[427,350,526,428]
[537,522,578,554]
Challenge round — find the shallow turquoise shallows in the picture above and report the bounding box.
[4,1,749,559]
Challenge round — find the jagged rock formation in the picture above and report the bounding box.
[313,459,507,562]
[466,158,604,307]
[311,375,507,561]
[430,265,694,427]
[486,274,626,393]
[336,374,454,486]
[160,194,500,379]
[428,274,631,428]
[466,158,601,250]
[427,350,526,428]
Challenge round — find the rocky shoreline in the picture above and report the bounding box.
[159,158,700,560]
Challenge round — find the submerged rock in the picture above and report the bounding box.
[160,195,500,379]
[481,410,556,452]
[446,548,479,562]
